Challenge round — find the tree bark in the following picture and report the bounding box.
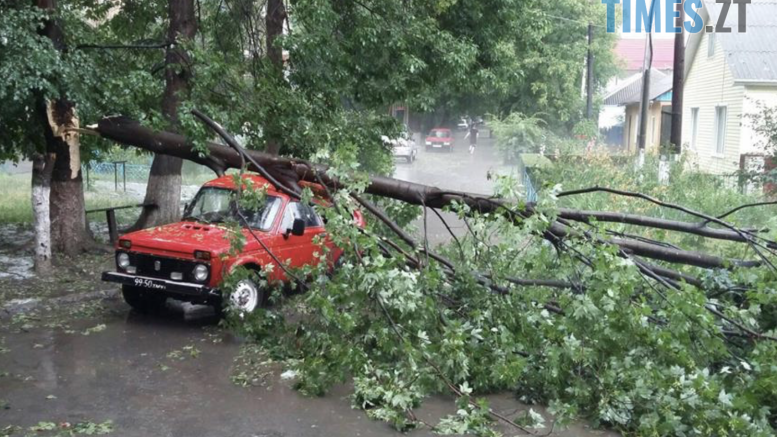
[89,116,770,270]
[34,0,93,256]
[31,153,56,274]
[264,0,286,155]
[131,0,196,231]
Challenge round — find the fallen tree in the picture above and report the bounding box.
[85,113,777,435]
[87,115,772,272]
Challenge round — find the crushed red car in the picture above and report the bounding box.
[102,174,364,315]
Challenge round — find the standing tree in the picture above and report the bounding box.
[131,0,197,230]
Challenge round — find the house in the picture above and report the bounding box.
[603,69,674,152]
[600,37,674,147]
[615,38,674,79]
[681,0,777,175]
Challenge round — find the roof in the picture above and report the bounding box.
[685,1,777,83]
[203,174,327,198]
[615,38,675,72]
[204,174,276,191]
[604,69,672,105]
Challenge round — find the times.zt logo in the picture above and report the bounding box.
[602,0,750,34]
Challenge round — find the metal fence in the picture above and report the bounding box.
[83,161,151,191]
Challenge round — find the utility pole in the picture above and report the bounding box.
[586,22,594,119]
[636,0,658,154]
[670,0,685,153]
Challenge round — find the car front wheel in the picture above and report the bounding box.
[122,285,167,313]
[227,278,267,315]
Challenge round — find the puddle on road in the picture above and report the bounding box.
[0,301,619,437]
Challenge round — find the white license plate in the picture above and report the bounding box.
[134,277,167,290]
[433,144,442,148]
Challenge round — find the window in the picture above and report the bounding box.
[708,33,716,57]
[183,187,282,231]
[280,202,323,232]
[690,108,699,149]
[244,197,282,230]
[714,106,727,155]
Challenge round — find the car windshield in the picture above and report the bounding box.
[432,130,447,138]
[183,187,282,231]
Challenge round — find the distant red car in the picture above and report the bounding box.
[425,128,454,152]
[102,174,364,315]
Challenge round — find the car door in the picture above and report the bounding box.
[275,201,326,274]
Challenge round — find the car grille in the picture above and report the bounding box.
[128,253,205,283]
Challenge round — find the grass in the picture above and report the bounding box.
[0,173,144,226]
[533,150,775,229]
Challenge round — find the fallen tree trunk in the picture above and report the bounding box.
[88,116,770,271]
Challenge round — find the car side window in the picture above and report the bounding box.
[244,196,282,231]
[280,202,323,232]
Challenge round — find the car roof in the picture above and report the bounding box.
[202,173,328,199]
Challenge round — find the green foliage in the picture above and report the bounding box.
[220,158,777,435]
[489,113,548,161]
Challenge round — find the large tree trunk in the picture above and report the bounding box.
[31,153,56,274]
[90,116,771,271]
[264,0,286,156]
[46,101,91,256]
[35,0,92,256]
[131,0,196,230]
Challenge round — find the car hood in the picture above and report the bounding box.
[426,136,451,142]
[124,221,242,257]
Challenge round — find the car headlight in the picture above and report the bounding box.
[425,141,432,145]
[117,252,130,269]
[193,264,209,282]
[443,142,450,145]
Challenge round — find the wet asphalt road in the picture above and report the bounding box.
[0,131,617,436]
[396,132,517,246]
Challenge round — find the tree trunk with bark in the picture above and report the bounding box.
[131,0,196,230]
[264,0,286,156]
[35,0,93,257]
[46,101,91,256]
[89,116,774,274]
[31,153,56,274]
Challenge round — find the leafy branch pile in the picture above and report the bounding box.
[89,116,777,435]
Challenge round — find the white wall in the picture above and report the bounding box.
[740,87,777,155]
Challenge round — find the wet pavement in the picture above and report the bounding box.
[0,130,618,436]
[0,303,616,437]
[394,131,519,246]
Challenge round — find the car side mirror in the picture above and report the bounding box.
[290,218,305,236]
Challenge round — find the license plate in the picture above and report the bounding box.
[433,144,442,148]
[134,277,167,290]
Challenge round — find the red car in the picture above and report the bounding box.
[425,128,454,152]
[102,174,364,315]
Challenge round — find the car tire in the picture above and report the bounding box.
[122,285,167,313]
[406,156,412,163]
[226,276,267,315]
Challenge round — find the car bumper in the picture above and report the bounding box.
[102,271,219,298]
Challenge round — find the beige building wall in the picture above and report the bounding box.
[623,102,666,153]
[681,31,746,174]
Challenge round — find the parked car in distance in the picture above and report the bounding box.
[457,118,469,131]
[383,131,418,163]
[425,128,454,152]
[102,174,365,315]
